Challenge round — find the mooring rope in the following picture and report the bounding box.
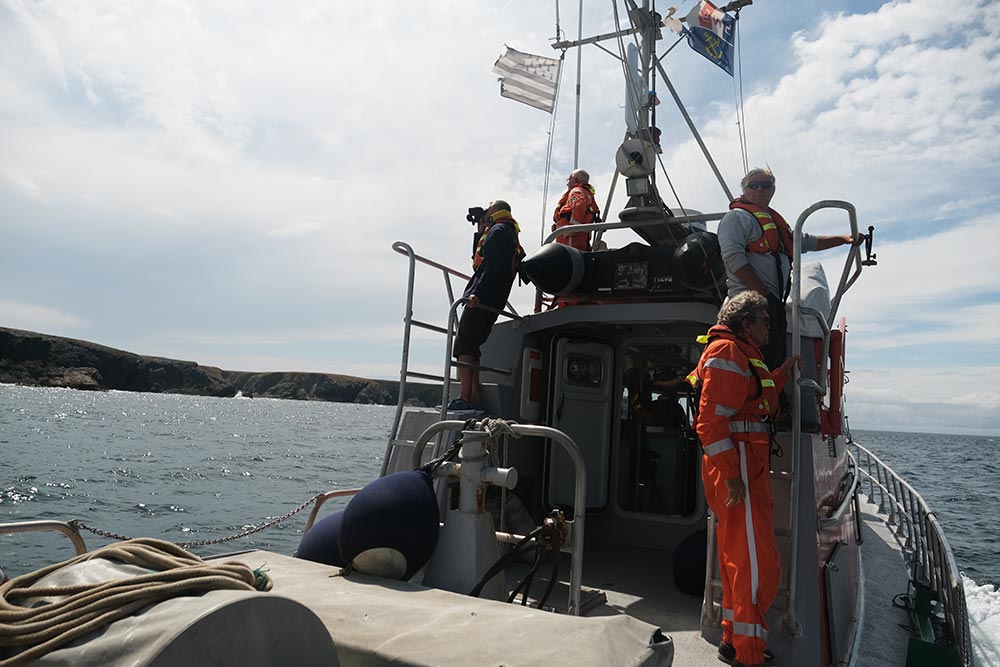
[0,537,271,667]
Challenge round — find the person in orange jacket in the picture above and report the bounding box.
[551,169,600,251]
[687,291,801,667]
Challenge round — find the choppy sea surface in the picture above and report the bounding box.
[2,385,998,663]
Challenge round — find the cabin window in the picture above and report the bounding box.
[616,343,700,517]
[564,354,604,386]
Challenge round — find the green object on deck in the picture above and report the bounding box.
[904,581,960,667]
[905,636,961,667]
[912,581,936,643]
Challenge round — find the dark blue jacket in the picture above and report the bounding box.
[463,220,518,309]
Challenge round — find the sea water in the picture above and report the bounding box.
[2,384,998,663]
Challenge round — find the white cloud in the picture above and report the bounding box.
[0,300,86,331]
[1,0,998,434]
[0,165,43,200]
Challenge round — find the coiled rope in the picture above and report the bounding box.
[0,537,271,667]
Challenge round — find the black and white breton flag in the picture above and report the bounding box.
[492,46,562,113]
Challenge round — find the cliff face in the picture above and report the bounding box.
[0,327,440,407]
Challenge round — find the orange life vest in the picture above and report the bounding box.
[473,209,525,278]
[729,199,793,257]
[553,184,600,251]
[553,184,600,225]
[686,325,784,478]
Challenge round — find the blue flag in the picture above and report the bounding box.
[682,1,735,76]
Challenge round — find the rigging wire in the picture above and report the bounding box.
[540,51,568,246]
[554,0,564,41]
[651,0,657,189]
[541,0,567,245]
[733,10,749,173]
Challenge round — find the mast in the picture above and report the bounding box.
[550,1,738,226]
[573,0,583,167]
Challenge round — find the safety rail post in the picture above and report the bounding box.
[410,420,587,616]
[892,476,908,541]
[786,200,864,638]
[700,513,722,627]
[875,464,895,525]
[905,487,919,553]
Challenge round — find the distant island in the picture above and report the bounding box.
[0,327,441,407]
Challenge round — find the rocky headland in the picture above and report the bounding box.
[0,327,441,407]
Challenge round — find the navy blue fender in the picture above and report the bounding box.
[338,470,440,580]
[296,509,346,567]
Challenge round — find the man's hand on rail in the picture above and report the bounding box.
[467,294,480,308]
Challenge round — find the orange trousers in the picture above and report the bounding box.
[703,440,781,666]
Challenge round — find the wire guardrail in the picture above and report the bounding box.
[848,438,972,667]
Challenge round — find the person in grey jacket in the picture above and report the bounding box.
[717,167,862,370]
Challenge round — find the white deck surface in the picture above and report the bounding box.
[215,501,915,667]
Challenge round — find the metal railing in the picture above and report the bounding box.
[0,520,88,556]
[785,200,866,637]
[383,242,521,476]
[410,420,587,615]
[849,438,972,666]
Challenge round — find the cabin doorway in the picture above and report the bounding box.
[615,343,700,518]
[547,338,614,511]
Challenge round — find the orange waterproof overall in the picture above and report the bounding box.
[688,325,788,665]
[552,184,600,251]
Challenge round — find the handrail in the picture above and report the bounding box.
[301,488,365,533]
[439,298,522,422]
[384,242,522,476]
[0,520,88,556]
[786,200,866,638]
[849,439,972,666]
[410,420,587,615]
[541,210,727,246]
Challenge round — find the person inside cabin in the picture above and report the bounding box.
[687,291,801,667]
[717,167,864,371]
[450,200,523,411]
[551,169,601,251]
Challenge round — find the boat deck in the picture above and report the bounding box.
[853,500,914,665]
[216,500,914,666]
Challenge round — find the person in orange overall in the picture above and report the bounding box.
[687,291,800,667]
[551,169,600,251]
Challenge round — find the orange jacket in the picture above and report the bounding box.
[552,184,600,251]
[729,199,793,257]
[687,325,788,479]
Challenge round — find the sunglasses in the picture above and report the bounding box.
[747,181,774,191]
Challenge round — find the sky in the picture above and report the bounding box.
[1,0,998,436]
